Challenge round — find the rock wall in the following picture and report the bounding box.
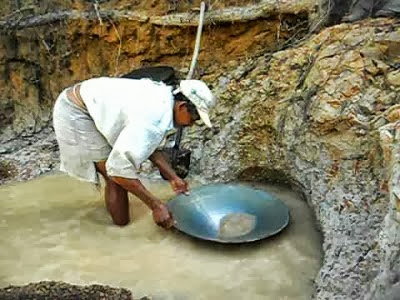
[368,121,400,299]
[182,17,400,299]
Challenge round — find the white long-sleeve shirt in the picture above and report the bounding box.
[79,77,175,179]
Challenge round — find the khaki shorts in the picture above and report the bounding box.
[53,90,111,183]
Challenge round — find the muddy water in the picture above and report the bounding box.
[0,173,322,300]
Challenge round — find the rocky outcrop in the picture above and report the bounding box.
[182,17,400,299]
[367,121,400,300]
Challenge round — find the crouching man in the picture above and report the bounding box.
[53,77,215,228]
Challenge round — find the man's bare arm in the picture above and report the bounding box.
[110,176,161,210]
[110,176,174,228]
[149,150,189,194]
[149,150,178,180]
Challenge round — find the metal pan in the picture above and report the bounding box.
[167,183,290,243]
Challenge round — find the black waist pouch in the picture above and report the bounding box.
[160,146,191,180]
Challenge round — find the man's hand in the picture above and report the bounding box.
[111,176,175,228]
[152,203,175,229]
[170,177,189,195]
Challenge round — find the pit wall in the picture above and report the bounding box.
[184,17,400,299]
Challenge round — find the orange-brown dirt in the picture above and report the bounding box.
[0,0,310,136]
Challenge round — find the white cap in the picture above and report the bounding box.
[173,80,215,127]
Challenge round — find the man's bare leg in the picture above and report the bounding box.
[95,161,130,226]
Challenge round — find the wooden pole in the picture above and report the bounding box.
[187,2,206,79]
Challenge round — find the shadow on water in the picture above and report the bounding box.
[172,224,290,255]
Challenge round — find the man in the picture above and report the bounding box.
[53,77,215,228]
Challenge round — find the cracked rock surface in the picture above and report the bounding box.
[182,17,400,299]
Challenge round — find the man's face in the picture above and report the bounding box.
[174,101,200,127]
